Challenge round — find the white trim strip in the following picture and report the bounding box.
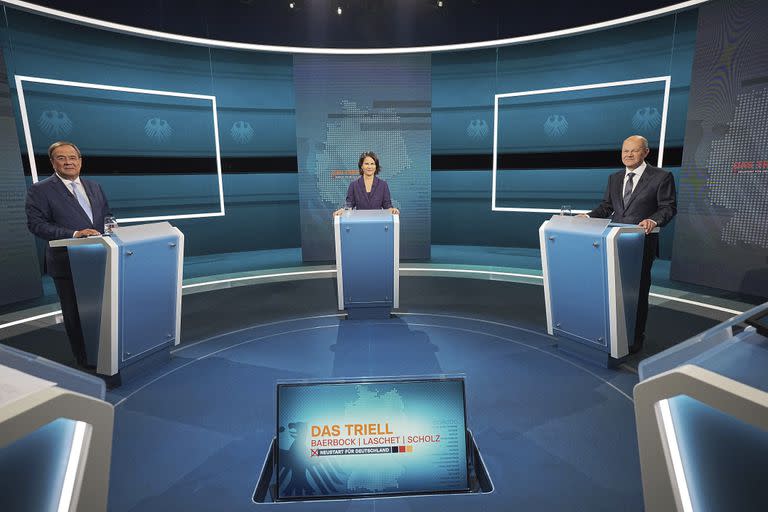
[117,212,225,224]
[181,269,336,290]
[658,76,672,166]
[14,75,216,99]
[495,76,672,99]
[0,310,60,329]
[400,267,543,279]
[491,95,499,210]
[0,0,709,55]
[605,229,625,358]
[58,420,86,512]
[0,267,748,331]
[649,292,742,316]
[393,214,400,309]
[15,75,225,223]
[492,76,671,213]
[101,236,119,376]
[334,215,344,310]
[172,227,185,346]
[659,399,694,512]
[538,221,554,334]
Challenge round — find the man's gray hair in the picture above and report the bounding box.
[626,135,649,150]
[48,141,81,159]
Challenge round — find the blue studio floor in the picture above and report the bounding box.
[2,245,754,511]
[106,313,642,512]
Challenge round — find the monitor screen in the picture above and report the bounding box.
[275,377,469,500]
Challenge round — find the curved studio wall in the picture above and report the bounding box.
[0,6,697,259]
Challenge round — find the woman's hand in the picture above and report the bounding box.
[333,208,344,217]
[389,207,400,215]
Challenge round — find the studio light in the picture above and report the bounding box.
[337,6,343,15]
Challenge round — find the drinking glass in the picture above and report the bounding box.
[104,215,118,235]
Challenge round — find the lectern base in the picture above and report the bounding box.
[99,346,171,387]
[556,337,624,369]
[346,307,392,320]
[253,429,492,504]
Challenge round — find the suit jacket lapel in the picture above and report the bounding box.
[613,172,626,215]
[623,166,653,211]
[53,176,94,227]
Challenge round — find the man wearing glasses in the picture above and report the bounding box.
[25,141,111,369]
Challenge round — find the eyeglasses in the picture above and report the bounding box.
[54,155,80,162]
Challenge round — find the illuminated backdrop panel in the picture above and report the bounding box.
[294,55,431,261]
[671,0,768,297]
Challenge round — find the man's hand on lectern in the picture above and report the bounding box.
[639,218,657,235]
[75,229,100,237]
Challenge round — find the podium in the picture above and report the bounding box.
[50,222,184,378]
[0,344,114,512]
[634,303,768,511]
[539,215,645,365]
[334,210,399,319]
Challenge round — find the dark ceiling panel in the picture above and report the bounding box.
[21,0,695,48]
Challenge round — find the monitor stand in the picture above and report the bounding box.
[252,428,493,504]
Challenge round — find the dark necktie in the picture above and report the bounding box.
[623,172,636,207]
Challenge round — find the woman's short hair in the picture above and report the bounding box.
[358,151,381,175]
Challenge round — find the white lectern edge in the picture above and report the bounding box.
[0,384,114,512]
[334,215,344,311]
[606,225,645,359]
[634,364,768,512]
[50,236,120,375]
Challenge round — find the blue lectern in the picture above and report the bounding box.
[539,215,645,365]
[334,210,399,319]
[50,222,184,379]
[634,302,768,512]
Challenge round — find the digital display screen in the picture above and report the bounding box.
[670,0,768,296]
[275,378,469,500]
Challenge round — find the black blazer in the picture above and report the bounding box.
[25,175,111,278]
[589,164,677,227]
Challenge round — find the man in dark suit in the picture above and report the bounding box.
[586,135,677,354]
[26,141,111,369]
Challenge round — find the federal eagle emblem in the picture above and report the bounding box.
[144,118,172,142]
[230,121,254,144]
[632,107,661,131]
[544,115,568,137]
[466,119,489,139]
[38,110,73,137]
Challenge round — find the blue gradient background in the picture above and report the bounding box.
[0,7,696,267]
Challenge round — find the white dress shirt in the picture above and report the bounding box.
[622,161,647,202]
[55,173,93,236]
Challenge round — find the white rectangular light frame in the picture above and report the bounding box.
[15,75,225,223]
[491,75,672,213]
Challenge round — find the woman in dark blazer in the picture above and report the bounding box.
[334,151,400,216]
